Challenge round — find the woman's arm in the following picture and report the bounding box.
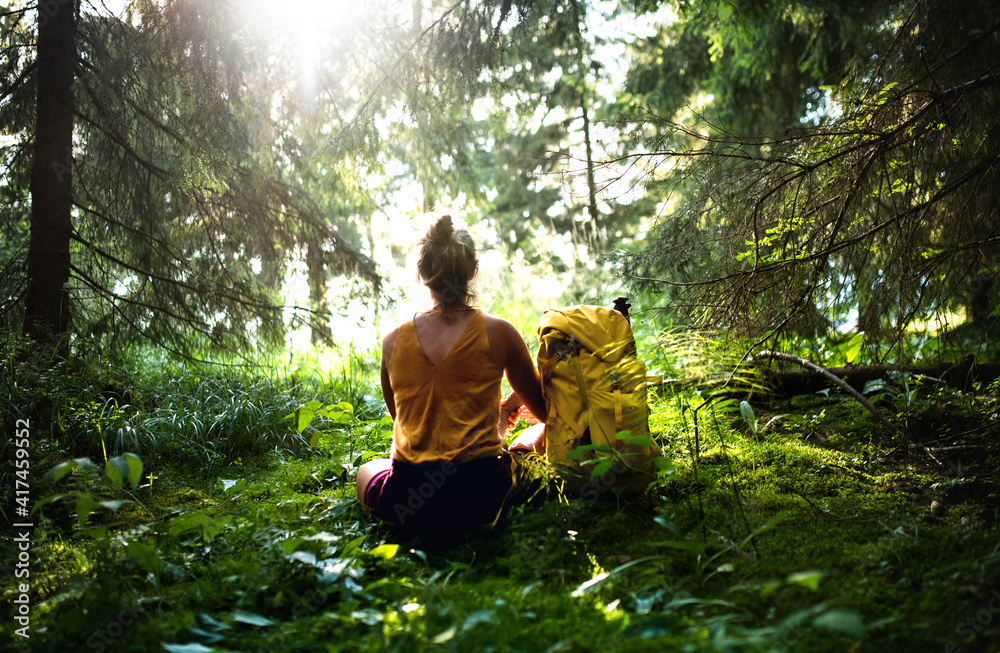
[486,315,547,423]
[380,328,399,420]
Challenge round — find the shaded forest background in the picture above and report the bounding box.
[3,0,998,360]
[3,2,1000,652]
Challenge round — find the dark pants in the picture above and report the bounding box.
[365,455,514,546]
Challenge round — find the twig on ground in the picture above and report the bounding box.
[754,350,905,438]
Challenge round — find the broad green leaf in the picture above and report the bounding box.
[568,443,600,460]
[127,540,162,574]
[368,543,399,560]
[341,534,365,555]
[281,537,306,554]
[739,401,756,430]
[814,609,865,639]
[42,460,77,485]
[168,512,231,543]
[74,493,102,527]
[841,332,865,364]
[30,493,66,516]
[198,613,232,631]
[106,456,129,490]
[624,434,659,448]
[81,524,111,539]
[232,610,274,627]
[590,459,615,479]
[294,406,314,434]
[328,412,352,424]
[787,570,825,591]
[459,609,495,633]
[161,644,215,653]
[863,379,888,395]
[760,579,783,597]
[653,456,673,471]
[123,452,143,490]
[74,457,98,471]
[520,579,544,601]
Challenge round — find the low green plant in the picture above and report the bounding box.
[5,334,1000,653]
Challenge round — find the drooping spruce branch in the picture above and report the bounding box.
[615,3,1000,349]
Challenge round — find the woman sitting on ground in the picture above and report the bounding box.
[355,215,547,545]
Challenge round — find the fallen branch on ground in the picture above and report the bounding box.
[752,350,905,439]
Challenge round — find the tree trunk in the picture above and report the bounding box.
[307,240,332,346]
[570,0,600,251]
[23,1,77,344]
[581,89,600,250]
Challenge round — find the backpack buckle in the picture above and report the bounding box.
[553,337,581,361]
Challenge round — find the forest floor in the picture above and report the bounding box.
[2,358,1000,652]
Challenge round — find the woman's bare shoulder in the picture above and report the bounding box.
[382,323,401,343]
[483,312,519,338]
[381,324,401,360]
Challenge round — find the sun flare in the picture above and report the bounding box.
[241,0,374,65]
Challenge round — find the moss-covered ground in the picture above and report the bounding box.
[2,353,999,652]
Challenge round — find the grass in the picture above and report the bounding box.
[2,343,999,652]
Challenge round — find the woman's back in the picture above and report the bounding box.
[411,308,478,365]
[387,308,503,465]
[356,214,545,546]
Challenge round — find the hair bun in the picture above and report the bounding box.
[431,215,454,242]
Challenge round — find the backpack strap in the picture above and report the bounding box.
[540,351,589,437]
[569,356,590,414]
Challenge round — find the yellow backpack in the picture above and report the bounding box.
[536,301,660,489]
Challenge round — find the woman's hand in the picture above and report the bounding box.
[514,405,539,425]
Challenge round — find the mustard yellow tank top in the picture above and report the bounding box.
[388,309,504,464]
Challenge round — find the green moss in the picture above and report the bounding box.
[4,359,999,653]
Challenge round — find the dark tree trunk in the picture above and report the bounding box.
[969,273,997,327]
[23,1,77,344]
[307,241,332,345]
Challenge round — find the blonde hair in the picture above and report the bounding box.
[417,215,478,310]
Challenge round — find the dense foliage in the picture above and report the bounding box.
[5,0,998,355]
[2,341,999,651]
[3,0,1000,651]
[613,0,1000,350]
